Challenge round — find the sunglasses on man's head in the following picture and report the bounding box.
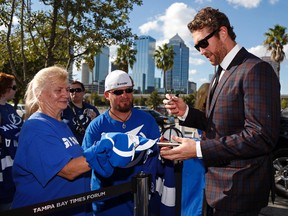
[194,29,218,52]
[109,87,134,96]
[9,85,17,91]
[69,88,83,93]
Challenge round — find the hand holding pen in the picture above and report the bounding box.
[163,94,187,117]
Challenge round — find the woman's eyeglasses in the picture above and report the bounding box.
[109,88,133,96]
[69,88,83,93]
[9,85,17,91]
[194,29,218,52]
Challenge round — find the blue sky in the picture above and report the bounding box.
[123,0,288,94]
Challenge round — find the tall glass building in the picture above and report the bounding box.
[93,46,109,82]
[132,35,156,93]
[166,34,189,93]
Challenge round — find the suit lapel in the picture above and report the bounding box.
[207,48,249,117]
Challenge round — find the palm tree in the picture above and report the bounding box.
[154,43,175,93]
[114,43,137,72]
[263,24,288,78]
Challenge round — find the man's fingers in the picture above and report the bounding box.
[171,135,182,143]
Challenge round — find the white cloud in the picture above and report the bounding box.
[109,45,118,61]
[138,2,196,45]
[247,44,288,63]
[161,3,196,42]
[0,16,19,31]
[284,44,288,55]
[190,57,206,65]
[269,0,279,4]
[194,0,212,4]
[139,2,202,76]
[199,77,209,83]
[189,69,197,75]
[226,0,261,8]
[247,45,271,57]
[139,20,160,34]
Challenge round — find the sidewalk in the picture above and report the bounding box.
[259,195,288,216]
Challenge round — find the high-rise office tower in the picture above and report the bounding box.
[166,34,189,93]
[93,46,109,83]
[132,35,156,93]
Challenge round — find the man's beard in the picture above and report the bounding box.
[116,101,133,113]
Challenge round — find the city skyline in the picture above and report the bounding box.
[125,0,288,94]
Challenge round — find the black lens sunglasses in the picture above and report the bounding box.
[69,88,83,93]
[9,85,17,91]
[194,29,218,52]
[109,87,133,96]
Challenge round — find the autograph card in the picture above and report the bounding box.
[157,142,180,147]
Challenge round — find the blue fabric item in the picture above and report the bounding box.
[83,133,158,177]
[181,158,205,216]
[82,108,175,216]
[181,136,206,216]
[83,140,114,177]
[0,103,23,204]
[62,102,100,144]
[12,112,91,216]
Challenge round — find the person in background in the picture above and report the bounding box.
[62,80,100,145]
[0,72,23,211]
[82,70,175,216]
[181,82,210,216]
[11,66,92,215]
[161,7,280,215]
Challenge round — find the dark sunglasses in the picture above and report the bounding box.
[109,88,133,96]
[69,88,83,93]
[9,85,17,91]
[194,29,218,52]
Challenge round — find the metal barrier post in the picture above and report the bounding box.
[132,172,151,216]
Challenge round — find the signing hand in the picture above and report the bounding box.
[163,94,187,117]
[159,135,197,161]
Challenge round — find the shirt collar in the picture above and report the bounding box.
[220,44,242,70]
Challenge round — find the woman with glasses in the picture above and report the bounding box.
[62,81,100,145]
[0,72,23,211]
[82,70,176,216]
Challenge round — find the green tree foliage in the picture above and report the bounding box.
[146,90,162,110]
[263,24,288,78]
[85,92,104,106]
[182,92,196,107]
[154,43,174,93]
[114,43,137,72]
[133,96,147,106]
[281,98,288,109]
[0,0,142,103]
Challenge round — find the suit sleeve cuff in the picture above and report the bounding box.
[177,105,189,121]
[196,140,203,158]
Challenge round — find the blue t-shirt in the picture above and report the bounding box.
[82,108,175,216]
[181,134,206,216]
[62,102,100,145]
[181,158,205,216]
[0,103,23,203]
[12,112,91,216]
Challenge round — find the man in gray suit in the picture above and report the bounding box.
[160,7,281,216]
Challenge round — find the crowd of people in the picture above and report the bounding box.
[0,6,281,216]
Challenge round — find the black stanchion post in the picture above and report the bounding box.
[174,160,183,215]
[132,172,151,216]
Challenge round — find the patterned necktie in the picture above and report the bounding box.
[209,65,222,104]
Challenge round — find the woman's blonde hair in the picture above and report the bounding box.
[194,82,210,112]
[24,66,68,119]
